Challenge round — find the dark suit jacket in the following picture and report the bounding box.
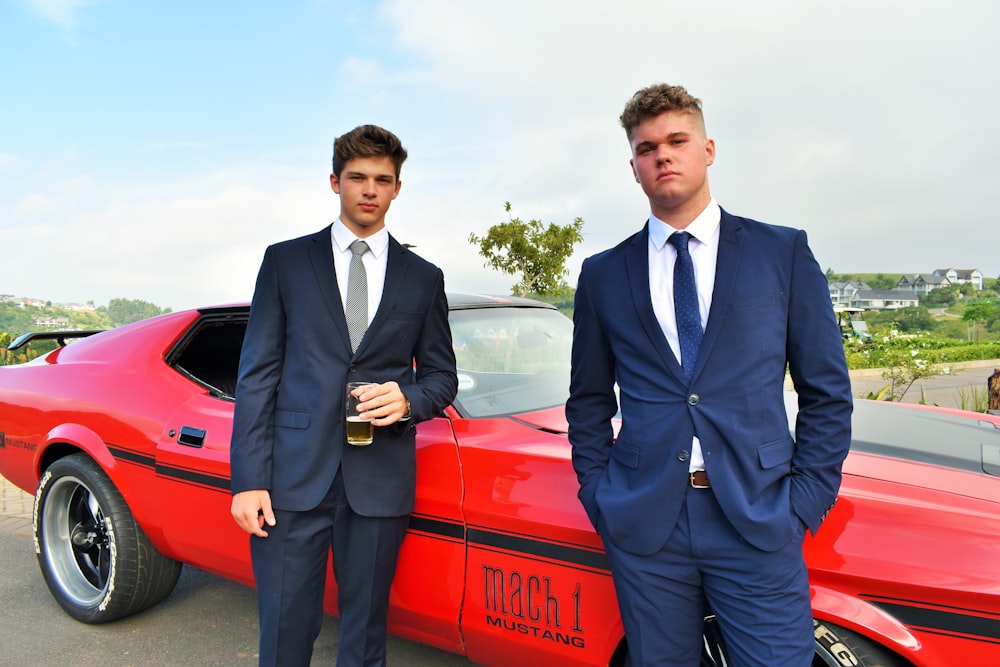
[230,226,458,517]
[567,210,853,555]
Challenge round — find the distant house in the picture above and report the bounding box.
[896,273,952,295]
[851,289,920,311]
[933,268,984,291]
[828,281,870,308]
[33,316,70,328]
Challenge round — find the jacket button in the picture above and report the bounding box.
[678,450,690,462]
[349,365,358,372]
[687,394,700,406]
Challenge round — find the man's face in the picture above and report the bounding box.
[330,156,401,237]
[629,110,715,222]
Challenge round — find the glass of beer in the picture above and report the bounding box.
[345,382,375,446]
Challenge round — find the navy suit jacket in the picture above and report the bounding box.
[230,226,458,517]
[567,210,853,555]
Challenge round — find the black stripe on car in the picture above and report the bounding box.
[863,594,1000,645]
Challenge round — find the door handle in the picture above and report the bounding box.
[177,426,206,448]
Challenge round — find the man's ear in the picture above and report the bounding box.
[330,173,340,194]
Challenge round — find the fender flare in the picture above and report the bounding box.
[811,585,920,655]
[40,422,117,478]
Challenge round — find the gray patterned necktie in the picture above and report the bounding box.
[346,239,369,352]
[668,231,703,381]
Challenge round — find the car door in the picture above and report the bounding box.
[154,393,253,585]
[384,413,467,654]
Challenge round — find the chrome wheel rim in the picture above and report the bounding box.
[40,475,113,606]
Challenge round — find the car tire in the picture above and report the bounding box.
[33,453,182,623]
[814,619,909,667]
[618,616,899,667]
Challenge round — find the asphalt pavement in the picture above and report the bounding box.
[835,358,1000,409]
[1,359,997,665]
[0,507,474,666]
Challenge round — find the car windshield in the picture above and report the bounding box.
[448,306,573,418]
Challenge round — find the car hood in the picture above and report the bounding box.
[848,399,1000,480]
[511,405,568,434]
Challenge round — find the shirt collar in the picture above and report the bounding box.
[648,198,721,250]
[332,219,390,258]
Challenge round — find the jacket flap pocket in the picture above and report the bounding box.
[274,409,311,429]
[757,437,793,469]
[611,442,640,469]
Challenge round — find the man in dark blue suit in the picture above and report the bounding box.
[567,84,853,666]
[230,125,458,667]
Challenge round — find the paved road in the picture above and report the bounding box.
[843,358,999,409]
[0,515,476,667]
[1,359,996,666]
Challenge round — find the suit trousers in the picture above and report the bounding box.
[251,467,410,667]
[602,484,813,667]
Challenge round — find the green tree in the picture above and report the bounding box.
[962,301,998,343]
[876,350,941,402]
[867,273,899,290]
[106,298,168,326]
[920,285,959,307]
[884,306,937,333]
[468,202,584,297]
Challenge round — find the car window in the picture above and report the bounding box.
[169,317,247,399]
[448,307,572,418]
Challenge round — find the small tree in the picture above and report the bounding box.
[866,348,940,402]
[962,301,998,343]
[106,298,168,327]
[468,202,584,297]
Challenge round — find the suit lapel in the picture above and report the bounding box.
[627,224,687,381]
[306,225,353,351]
[352,235,410,356]
[694,211,744,380]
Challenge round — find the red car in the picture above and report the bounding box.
[1,295,999,667]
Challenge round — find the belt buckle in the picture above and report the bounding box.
[689,471,710,489]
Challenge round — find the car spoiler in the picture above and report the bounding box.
[7,330,105,352]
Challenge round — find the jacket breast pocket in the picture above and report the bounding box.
[387,310,424,323]
[728,292,780,313]
[274,409,311,430]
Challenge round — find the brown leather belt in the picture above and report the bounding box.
[689,470,710,488]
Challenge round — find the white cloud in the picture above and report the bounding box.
[373,1,1000,280]
[24,0,95,28]
[4,163,334,309]
[5,1,1000,315]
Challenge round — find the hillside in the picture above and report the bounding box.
[0,301,111,337]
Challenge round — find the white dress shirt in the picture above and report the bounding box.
[331,220,389,329]
[647,199,721,472]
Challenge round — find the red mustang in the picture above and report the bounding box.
[1,295,998,666]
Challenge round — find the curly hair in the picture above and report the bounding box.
[332,125,408,178]
[619,84,705,141]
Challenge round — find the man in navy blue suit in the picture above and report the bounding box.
[230,125,458,667]
[567,84,853,666]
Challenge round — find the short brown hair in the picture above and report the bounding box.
[332,125,408,179]
[619,84,705,141]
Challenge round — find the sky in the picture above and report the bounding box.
[2,0,999,311]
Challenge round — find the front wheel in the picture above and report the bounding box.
[33,453,182,623]
[813,619,909,667]
[620,615,903,667]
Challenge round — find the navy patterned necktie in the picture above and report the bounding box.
[668,231,703,381]
[346,239,369,352]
